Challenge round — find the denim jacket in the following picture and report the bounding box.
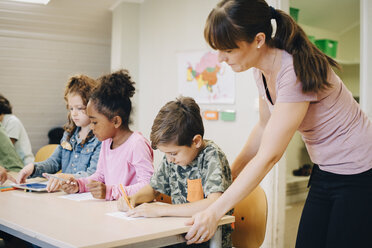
[32,128,101,178]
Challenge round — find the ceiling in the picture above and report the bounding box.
[290,0,360,33]
[2,0,360,35]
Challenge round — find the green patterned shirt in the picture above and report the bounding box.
[150,140,233,248]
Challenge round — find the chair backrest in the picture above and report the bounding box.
[155,193,172,204]
[232,185,268,248]
[34,144,58,162]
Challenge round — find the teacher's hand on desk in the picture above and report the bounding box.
[185,208,219,245]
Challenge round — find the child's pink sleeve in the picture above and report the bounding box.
[76,153,105,193]
[126,140,154,196]
[107,140,154,200]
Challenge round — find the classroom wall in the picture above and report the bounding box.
[360,0,372,119]
[0,0,112,154]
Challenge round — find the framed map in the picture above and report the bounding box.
[177,50,235,104]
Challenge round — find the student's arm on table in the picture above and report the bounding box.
[66,159,105,196]
[61,172,101,195]
[43,173,74,193]
[185,101,310,244]
[117,184,156,212]
[61,177,79,194]
[125,190,221,218]
[17,145,63,184]
[230,97,270,179]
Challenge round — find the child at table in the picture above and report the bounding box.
[0,124,23,185]
[117,96,233,248]
[0,94,34,165]
[61,69,154,200]
[17,75,101,192]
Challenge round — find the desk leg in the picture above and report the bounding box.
[209,226,222,248]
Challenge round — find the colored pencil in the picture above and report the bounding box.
[0,187,16,192]
[119,183,133,209]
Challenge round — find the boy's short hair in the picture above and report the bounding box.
[150,96,204,149]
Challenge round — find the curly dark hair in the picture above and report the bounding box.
[90,69,135,128]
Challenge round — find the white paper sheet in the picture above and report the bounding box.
[106,211,145,220]
[59,192,95,201]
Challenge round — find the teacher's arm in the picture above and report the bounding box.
[230,96,271,178]
[185,101,310,244]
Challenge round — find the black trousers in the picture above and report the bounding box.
[296,165,372,248]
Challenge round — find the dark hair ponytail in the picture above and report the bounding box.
[272,8,339,92]
[204,0,340,93]
[91,69,135,128]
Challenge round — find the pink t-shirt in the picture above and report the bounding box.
[77,131,154,200]
[254,51,372,175]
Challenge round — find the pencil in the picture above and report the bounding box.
[0,187,16,192]
[119,183,133,209]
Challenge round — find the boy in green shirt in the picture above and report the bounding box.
[0,124,23,185]
[118,96,233,248]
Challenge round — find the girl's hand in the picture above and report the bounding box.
[45,177,61,192]
[126,203,164,218]
[117,196,135,212]
[16,163,35,184]
[61,178,79,194]
[185,209,219,245]
[86,180,106,199]
[43,173,73,192]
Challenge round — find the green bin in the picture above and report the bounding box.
[290,7,299,22]
[315,39,338,58]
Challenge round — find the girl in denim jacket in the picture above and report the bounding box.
[61,69,154,200]
[17,75,101,192]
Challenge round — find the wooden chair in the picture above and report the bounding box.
[155,193,172,204]
[34,144,58,162]
[232,185,268,248]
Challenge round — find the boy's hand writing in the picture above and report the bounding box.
[126,203,165,218]
[61,178,79,194]
[86,180,106,199]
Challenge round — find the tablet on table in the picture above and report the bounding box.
[13,182,48,192]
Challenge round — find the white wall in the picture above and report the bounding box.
[360,0,372,119]
[0,0,111,153]
[137,0,258,168]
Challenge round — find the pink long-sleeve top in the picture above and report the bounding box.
[76,131,154,200]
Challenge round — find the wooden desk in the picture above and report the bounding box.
[0,183,234,248]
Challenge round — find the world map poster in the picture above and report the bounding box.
[177,50,235,104]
